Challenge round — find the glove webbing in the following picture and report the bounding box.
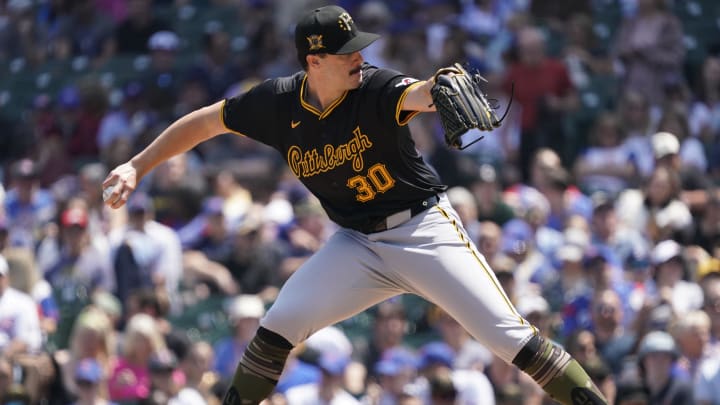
[431,64,514,149]
[432,78,477,142]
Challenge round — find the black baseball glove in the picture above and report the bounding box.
[430,63,512,149]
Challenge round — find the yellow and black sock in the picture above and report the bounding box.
[512,335,607,405]
[222,327,293,405]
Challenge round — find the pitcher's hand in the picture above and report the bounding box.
[102,161,138,209]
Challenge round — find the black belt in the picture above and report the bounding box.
[365,195,440,233]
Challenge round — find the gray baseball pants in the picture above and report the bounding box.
[260,193,537,363]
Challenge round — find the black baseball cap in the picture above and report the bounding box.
[295,5,380,58]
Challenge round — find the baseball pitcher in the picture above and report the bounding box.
[103,5,607,405]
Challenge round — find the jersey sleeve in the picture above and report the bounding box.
[221,79,280,145]
[367,67,424,126]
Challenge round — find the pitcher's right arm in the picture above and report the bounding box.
[103,100,227,208]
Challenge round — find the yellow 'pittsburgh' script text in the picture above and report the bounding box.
[288,126,373,178]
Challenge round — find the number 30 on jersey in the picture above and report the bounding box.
[347,163,395,202]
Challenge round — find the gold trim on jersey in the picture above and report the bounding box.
[435,204,534,332]
[395,81,425,126]
[219,99,246,136]
[299,74,348,119]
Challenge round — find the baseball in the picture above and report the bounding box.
[102,184,116,202]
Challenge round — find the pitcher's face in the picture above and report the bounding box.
[317,52,365,90]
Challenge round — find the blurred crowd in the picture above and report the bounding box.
[1,0,720,404]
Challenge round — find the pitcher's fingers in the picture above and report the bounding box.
[102,173,118,188]
[103,183,122,207]
[111,187,133,209]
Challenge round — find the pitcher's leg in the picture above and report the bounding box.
[260,230,403,345]
[383,202,607,404]
[223,230,400,405]
[512,334,607,405]
[223,326,293,405]
[383,207,535,361]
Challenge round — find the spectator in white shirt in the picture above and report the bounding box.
[573,112,636,196]
[649,240,703,317]
[108,192,182,308]
[0,254,42,355]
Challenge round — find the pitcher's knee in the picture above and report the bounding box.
[260,310,314,346]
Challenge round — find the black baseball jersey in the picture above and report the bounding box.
[222,63,447,231]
